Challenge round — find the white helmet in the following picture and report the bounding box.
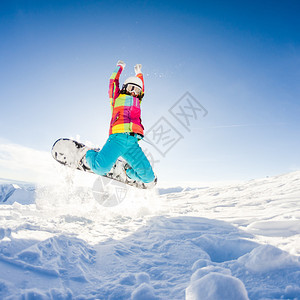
[123,76,143,95]
[124,76,143,89]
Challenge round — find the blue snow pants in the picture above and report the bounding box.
[85,133,155,183]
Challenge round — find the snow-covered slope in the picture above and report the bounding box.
[0,171,299,299]
[0,179,35,205]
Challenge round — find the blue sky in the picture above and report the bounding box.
[0,0,299,182]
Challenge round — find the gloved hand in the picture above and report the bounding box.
[117,60,126,68]
[134,64,142,75]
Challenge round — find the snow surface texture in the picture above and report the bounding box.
[0,171,300,299]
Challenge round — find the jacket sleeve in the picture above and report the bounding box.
[136,72,145,93]
[108,65,123,105]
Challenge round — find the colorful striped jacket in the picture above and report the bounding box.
[108,65,145,137]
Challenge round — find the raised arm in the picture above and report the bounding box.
[109,60,126,104]
[134,64,145,94]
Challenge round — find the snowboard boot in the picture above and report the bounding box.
[124,165,158,189]
[142,175,158,189]
[106,159,128,183]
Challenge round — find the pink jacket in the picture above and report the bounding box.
[108,65,144,136]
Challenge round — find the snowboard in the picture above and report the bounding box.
[51,138,157,189]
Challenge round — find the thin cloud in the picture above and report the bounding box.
[209,122,288,129]
[211,124,259,129]
[0,142,96,186]
[0,143,56,183]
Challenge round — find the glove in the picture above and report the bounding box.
[134,64,142,75]
[117,60,126,68]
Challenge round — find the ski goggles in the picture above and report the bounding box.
[126,83,142,95]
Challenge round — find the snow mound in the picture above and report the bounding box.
[238,244,300,273]
[131,283,159,300]
[191,265,231,282]
[247,220,300,237]
[16,288,73,300]
[1,235,96,281]
[186,273,249,300]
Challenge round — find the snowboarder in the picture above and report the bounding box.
[84,60,156,187]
